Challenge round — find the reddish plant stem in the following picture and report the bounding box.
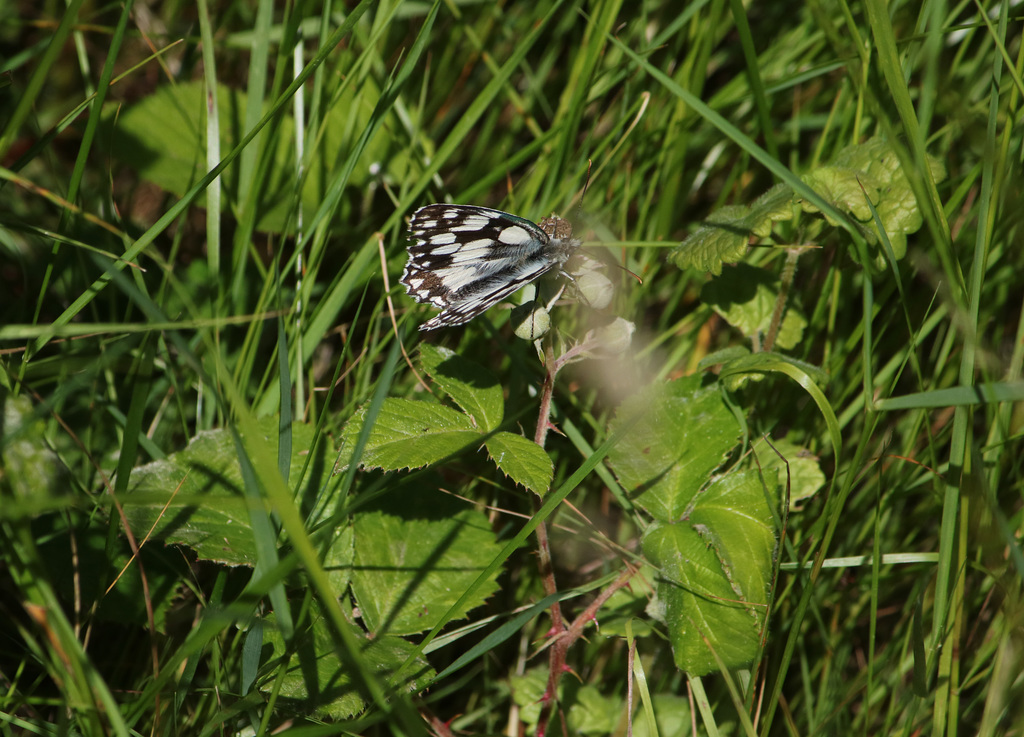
[534,355,557,449]
[530,493,563,633]
[530,338,637,736]
[533,345,564,634]
[534,568,638,737]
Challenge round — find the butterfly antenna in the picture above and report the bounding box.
[620,264,643,285]
[571,159,642,285]
[575,159,593,220]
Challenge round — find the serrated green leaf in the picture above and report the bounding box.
[854,145,929,261]
[672,138,946,274]
[343,397,481,471]
[323,524,355,594]
[124,419,323,566]
[670,204,750,274]
[566,684,624,734]
[510,668,548,724]
[418,344,504,431]
[701,263,807,349]
[261,602,434,720]
[801,166,879,222]
[800,138,946,260]
[643,469,777,675]
[747,183,796,237]
[671,185,795,274]
[485,432,553,494]
[350,490,502,635]
[752,437,825,508]
[608,375,742,521]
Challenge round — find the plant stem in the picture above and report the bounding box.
[533,339,563,619]
[535,567,638,736]
[530,334,632,736]
[764,247,801,352]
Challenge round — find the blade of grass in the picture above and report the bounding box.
[197,0,222,275]
[26,0,374,358]
[0,0,87,158]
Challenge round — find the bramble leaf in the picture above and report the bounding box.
[125,420,326,566]
[608,375,742,521]
[350,490,502,634]
[344,350,550,492]
[643,469,778,674]
[419,344,504,431]
[343,398,480,472]
[672,138,946,272]
[485,432,553,494]
[671,185,793,274]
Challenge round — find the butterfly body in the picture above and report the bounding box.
[402,204,579,331]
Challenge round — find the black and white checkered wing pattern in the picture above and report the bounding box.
[401,204,576,331]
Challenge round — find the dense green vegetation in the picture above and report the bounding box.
[2,0,1022,735]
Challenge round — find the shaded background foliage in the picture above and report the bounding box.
[1,0,1022,734]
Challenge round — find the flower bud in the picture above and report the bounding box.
[511,301,551,341]
[568,255,614,309]
[589,317,635,355]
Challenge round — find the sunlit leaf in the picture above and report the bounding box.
[485,432,553,494]
[643,469,778,674]
[350,490,502,635]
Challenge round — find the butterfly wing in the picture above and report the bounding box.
[402,205,561,330]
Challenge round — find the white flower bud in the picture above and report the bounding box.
[589,317,635,355]
[568,255,614,309]
[511,301,551,341]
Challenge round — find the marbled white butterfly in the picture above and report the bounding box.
[401,204,580,331]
